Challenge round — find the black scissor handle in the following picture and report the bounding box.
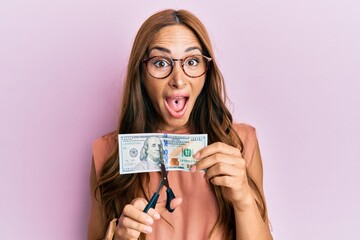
[165,188,176,212]
[143,192,160,213]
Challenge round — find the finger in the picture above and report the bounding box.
[114,197,163,239]
[193,142,241,160]
[210,175,231,187]
[210,175,238,188]
[155,197,183,213]
[204,161,245,180]
[114,226,140,240]
[130,198,160,219]
[169,197,183,209]
[209,175,253,203]
[193,153,244,172]
[122,204,155,226]
[130,197,148,209]
[118,215,153,234]
[114,219,143,239]
[146,208,161,220]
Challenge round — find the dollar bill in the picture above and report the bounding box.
[118,133,208,174]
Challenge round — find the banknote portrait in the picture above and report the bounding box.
[134,136,163,171]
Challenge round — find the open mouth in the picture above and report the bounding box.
[164,96,189,118]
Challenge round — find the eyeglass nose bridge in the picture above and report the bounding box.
[167,58,186,77]
[170,58,185,68]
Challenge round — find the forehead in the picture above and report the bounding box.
[148,25,202,53]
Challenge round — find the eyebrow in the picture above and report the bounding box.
[148,46,202,55]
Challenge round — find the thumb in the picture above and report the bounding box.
[155,197,183,213]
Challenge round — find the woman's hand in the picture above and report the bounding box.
[191,142,254,211]
[114,197,182,240]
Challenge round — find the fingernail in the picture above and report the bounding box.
[143,226,152,233]
[193,152,200,159]
[153,212,160,219]
[145,217,153,225]
[190,165,196,172]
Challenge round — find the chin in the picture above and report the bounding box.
[164,117,190,130]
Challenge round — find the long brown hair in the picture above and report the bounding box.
[97,9,267,239]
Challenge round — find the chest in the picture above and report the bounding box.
[147,171,222,240]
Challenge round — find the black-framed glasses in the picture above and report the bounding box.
[142,54,212,79]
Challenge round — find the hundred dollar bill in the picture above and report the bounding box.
[118,133,208,174]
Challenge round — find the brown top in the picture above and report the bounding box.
[92,123,258,239]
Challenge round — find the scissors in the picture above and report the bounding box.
[143,162,176,213]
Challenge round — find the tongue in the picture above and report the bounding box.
[167,97,186,112]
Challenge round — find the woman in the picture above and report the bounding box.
[88,9,272,240]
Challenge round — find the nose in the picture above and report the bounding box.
[169,61,186,89]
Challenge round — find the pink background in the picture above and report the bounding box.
[1,1,359,239]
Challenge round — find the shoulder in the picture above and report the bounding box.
[232,123,258,166]
[232,123,257,141]
[92,132,118,179]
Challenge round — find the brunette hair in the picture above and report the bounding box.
[97,9,267,239]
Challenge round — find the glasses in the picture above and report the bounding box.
[142,54,212,79]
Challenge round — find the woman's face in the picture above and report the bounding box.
[142,25,206,132]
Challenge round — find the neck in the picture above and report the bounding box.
[158,126,190,134]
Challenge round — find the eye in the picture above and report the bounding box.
[151,57,171,68]
[185,56,200,67]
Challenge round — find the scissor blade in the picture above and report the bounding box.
[160,163,170,188]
